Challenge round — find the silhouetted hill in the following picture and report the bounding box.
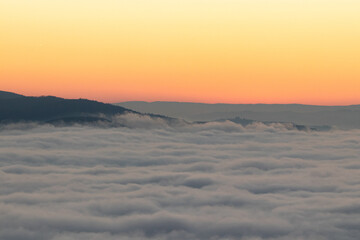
[0,90,25,99]
[0,92,135,124]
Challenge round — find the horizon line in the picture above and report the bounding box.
[2,90,360,107]
[115,100,360,107]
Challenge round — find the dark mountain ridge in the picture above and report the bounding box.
[0,90,24,100]
[0,91,136,124]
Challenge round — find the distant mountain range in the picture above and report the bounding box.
[0,91,336,130]
[117,101,360,129]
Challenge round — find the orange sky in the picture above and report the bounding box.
[1,0,360,104]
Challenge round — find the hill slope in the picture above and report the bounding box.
[0,92,134,124]
[0,90,25,100]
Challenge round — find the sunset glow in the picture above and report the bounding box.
[1,0,360,104]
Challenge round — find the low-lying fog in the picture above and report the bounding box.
[1,114,359,240]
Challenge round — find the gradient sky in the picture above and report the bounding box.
[1,0,360,104]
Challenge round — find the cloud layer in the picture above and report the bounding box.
[0,119,359,240]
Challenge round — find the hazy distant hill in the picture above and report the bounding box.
[209,117,331,132]
[0,91,135,124]
[117,101,360,129]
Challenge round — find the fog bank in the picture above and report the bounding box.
[1,122,359,239]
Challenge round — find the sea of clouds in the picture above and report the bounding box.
[1,114,360,240]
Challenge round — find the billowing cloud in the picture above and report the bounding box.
[0,119,359,240]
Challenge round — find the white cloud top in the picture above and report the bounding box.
[0,117,359,240]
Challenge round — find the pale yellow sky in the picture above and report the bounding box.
[1,0,360,104]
